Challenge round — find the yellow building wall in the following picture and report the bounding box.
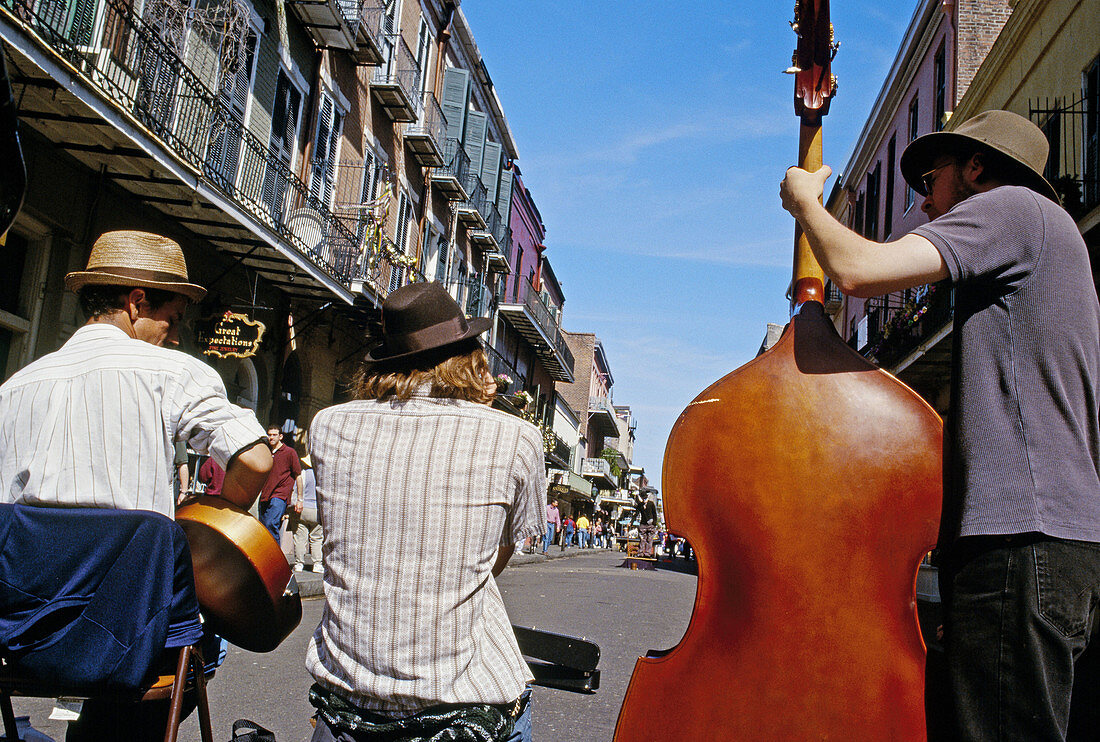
[953,0,1098,118]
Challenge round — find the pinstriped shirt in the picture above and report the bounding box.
[0,323,266,517]
[305,393,546,713]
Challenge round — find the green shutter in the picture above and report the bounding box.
[496,168,513,227]
[463,111,487,177]
[440,67,469,142]
[480,141,501,203]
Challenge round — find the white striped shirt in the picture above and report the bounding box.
[305,394,546,712]
[0,323,266,517]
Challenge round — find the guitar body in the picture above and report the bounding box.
[176,496,302,653]
[613,304,941,740]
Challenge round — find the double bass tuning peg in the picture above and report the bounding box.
[783,51,801,75]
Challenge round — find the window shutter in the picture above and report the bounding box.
[441,67,470,143]
[463,111,487,176]
[395,191,411,253]
[323,112,342,207]
[437,235,449,283]
[480,141,501,203]
[496,167,513,227]
[70,0,97,45]
[310,96,334,201]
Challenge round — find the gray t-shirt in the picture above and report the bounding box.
[914,185,1100,543]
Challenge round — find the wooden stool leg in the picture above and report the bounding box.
[190,648,214,742]
[163,646,192,742]
[1,691,23,742]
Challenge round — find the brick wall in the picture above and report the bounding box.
[556,331,595,423]
[955,0,1014,103]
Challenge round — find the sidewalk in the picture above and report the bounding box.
[290,545,609,598]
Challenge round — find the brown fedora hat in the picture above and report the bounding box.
[64,230,207,302]
[367,281,490,363]
[900,109,1058,203]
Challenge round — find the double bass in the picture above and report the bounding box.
[614,1,942,738]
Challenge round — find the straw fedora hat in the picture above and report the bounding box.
[64,230,207,302]
[900,109,1058,203]
[367,281,490,363]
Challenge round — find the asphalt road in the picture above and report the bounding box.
[8,548,698,742]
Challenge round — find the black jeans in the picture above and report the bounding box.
[936,535,1100,741]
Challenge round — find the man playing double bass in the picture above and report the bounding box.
[781,110,1100,740]
[0,230,273,740]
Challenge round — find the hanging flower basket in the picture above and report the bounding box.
[513,390,533,408]
[494,374,512,393]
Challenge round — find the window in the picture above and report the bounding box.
[865,164,880,241]
[414,17,431,94]
[934,44,947,132]
[261,69,304,222]
[853,192,865,236]
[206,28,258,191]
[309,92,344,208]
[389,190,413,292]
[906,95,920,210]
[884,136,896,239]
[1086,56,1099,208]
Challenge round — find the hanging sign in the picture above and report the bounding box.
[196,311,266,359]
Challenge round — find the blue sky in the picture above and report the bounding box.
[461,1,918,483]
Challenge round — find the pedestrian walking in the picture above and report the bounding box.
[289,454,322,573]
[258,425,304,544]
[562,515,575,551]
[543,499,560,554]
[576,513,590,548]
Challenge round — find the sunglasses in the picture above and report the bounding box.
[920,164,949,195]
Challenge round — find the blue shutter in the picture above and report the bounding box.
[480,141,501,203]
[463,111,487,176]
[440,67,469,142]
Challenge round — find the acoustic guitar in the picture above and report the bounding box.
[176,496,302,653]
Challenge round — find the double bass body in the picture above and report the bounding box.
[613,302,942,740]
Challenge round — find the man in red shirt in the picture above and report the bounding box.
[258,426,304,543]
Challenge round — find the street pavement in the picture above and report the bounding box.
[8,547,698,742]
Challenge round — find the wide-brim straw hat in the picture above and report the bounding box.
[900,109,1058,203]
[367,281,490,363]
[64,230,207,302]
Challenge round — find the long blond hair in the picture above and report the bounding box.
[351,340,494,404]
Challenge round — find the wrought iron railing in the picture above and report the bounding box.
[407,91,446,152]
[862,284,954,367]
[436,138,470,184]
[1031,95,1099,217]
[477,201,501,239]
[460,171,488,216]
[581,457,615,481]
[485,343,524,388]
[3,0,361,287]
[549,432,571,467]
[496,276,574,371]
[372,34,420,107]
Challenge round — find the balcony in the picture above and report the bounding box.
[456,176,488,230]
[351,0,386,66]
[469,203,500,251]
[371,35,420,122]
[587,396,619,437]
[546,431,572,469]
[496,276,575,382]
[0,0,360,301]
[430,139,469,201]
[484,245,510,272]
[1031,95,1099,222]
[404,92,446,167]
[581,457,619,491]
[287,0,380,53]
